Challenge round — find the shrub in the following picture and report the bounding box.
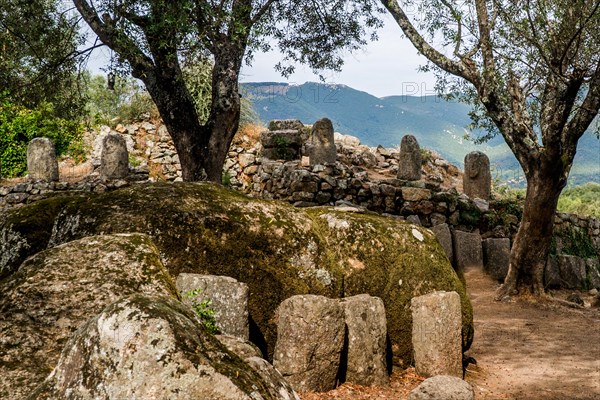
[182,288,219,334]
[0,94,84,178]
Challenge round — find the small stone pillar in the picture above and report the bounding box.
[463,151,491,199]
[176,274,249,339]
[432,223,454,265]
[453,230,483,272]
[100,133,129,180]
[307,118,337,166]
[411,291,462,378]
[27,138,59,182]
[273,294,345,392]
[397,135,422,181]
[340,294,389,386]
[483,238,511,281]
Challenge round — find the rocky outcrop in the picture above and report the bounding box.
[0,182,474,366]
[408,375,474,400]
[0,234,178,399]
[32,294,296,400]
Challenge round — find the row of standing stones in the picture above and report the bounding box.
[177,273,474,399]
[1,119,599,291]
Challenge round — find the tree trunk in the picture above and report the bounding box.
[497,166,566,298]
[138,51,243,183]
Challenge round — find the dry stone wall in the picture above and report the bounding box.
[1,118,598,291]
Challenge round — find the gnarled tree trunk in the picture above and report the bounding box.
[498,160,567,297]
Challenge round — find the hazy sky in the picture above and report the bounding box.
[86,15,438,98]
[240,15,438,98]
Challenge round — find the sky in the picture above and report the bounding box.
[86,15,438,99]
[239,15,438,98]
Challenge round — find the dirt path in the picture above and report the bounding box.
[464,268,600,399]
[302,268,600,400]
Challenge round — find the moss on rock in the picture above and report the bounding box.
[0,182,473,366]
[0,233,177,399]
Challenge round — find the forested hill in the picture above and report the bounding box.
[242,82,600,186]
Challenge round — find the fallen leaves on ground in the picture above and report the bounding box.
[299,368,425,400]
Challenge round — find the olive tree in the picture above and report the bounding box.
[73,0,382,182]
[382,0,600,297]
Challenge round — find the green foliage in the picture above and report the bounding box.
[182,288,219,334]
[550,226,597,259]
[557,183,600,218]
[182,60,213,125]
[420,148,432,165]
[272,135,296,161]
[84,74,157,127]
[0,94,84,178]
[222,171,232,187]
[0,0,85,120]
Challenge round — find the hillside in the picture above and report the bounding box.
[242,82,599,186]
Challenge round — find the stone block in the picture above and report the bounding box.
[274,294,345,392]
[176,273,249,339]
[453,230,483,271]
[411,291,462,378]
[306,118,337,166]
[397,135,422,181]
[101,133,129,180]
[587,258,600,290]
[340,294,389,386]
[483,238,510,282]
[432,223,453,264]
[401,187,432,202]
[463,151,491,200]
[27,137,59,182]
[545,256,561,288]
[558,255,587,289]
[408,375,474,400]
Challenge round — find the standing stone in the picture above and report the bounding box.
[27,137,58,182]
[558,255,587,289]
[100,133,129,180]
[411,291,462,378]
[176,274,249,339]
[463,151,491,199]
[453,230,483,272]
[432,223,454,265]
[307,118,337,166]
[408,375,474,400]
[544,256,561,288]
[397,135,422,181]
[586,258,600,290]
[483,238,511,282]
[340,294,389,386]
[273,294,345,392]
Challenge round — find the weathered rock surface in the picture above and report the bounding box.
[32,294,293,400]
[306,118,337,166]
[340,294,389,386]
[100,133,129,180]
[0,234,177,400]
[558,255,587,289]
[454,230,483,271]
[408,375,474,400]
[273,295,345,392]
[463,151,491,200]
[397,135,422,181]
[0,182,474,364]
[432,223,454,264]
[483,238,510,281]
[26,137,59,182]
[177,273,250,339]
[411,291,462,378]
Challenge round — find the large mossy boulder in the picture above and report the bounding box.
[0,182,473,365]
[31,294,295,400]
[0,233,178,399]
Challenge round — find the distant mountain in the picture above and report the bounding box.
[242,82,599,186]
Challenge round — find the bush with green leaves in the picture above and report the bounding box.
[0,94,84,178]
[182,288,219,334]
[84,74,157,127]
[557,183,600,218]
